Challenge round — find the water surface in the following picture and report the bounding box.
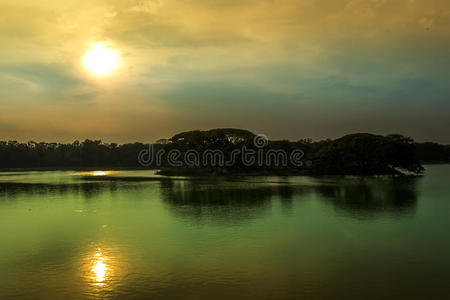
[1,166,450,299]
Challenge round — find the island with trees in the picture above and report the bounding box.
[1,128,449,176]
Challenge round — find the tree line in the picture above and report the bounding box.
[1,128,449,175]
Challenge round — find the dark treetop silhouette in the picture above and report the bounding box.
[1,128,448,175]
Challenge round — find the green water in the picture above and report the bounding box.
[1,166,450,299]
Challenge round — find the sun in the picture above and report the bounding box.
[83,44,118,75]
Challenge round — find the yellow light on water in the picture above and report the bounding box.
[92,171,107,176]
[90,251,108,285]
[83,247,120,291]
[93,254,107,283]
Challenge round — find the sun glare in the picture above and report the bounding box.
[83,44,118,75]
[92,171,107,176]
[91,251,108,285]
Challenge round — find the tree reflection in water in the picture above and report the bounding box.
[159,176,418,222]
[159,180,282,224]
[0,175,418,220]
[313,177,418,218]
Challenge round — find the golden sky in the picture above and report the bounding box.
[1,0,449,142]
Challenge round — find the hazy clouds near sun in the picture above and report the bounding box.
[1,0,449,143]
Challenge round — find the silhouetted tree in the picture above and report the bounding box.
[1,129,443,175]
[312,133,423,175]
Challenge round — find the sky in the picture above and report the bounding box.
[0,0,449,143]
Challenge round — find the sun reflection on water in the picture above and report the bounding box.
[92,171,108,176]
[89,249,110,286]
[93,253,107,283]
[73,170,122,177]
[81,245,123,297]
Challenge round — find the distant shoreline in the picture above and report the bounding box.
[2,129,449,176]
[1,164,448,177]
[0,167,158,172]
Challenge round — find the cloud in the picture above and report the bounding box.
[0,0,450,142]
[0,63,81,89]
[0,62,96,101]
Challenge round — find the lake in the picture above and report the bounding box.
[1,165,450,299]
